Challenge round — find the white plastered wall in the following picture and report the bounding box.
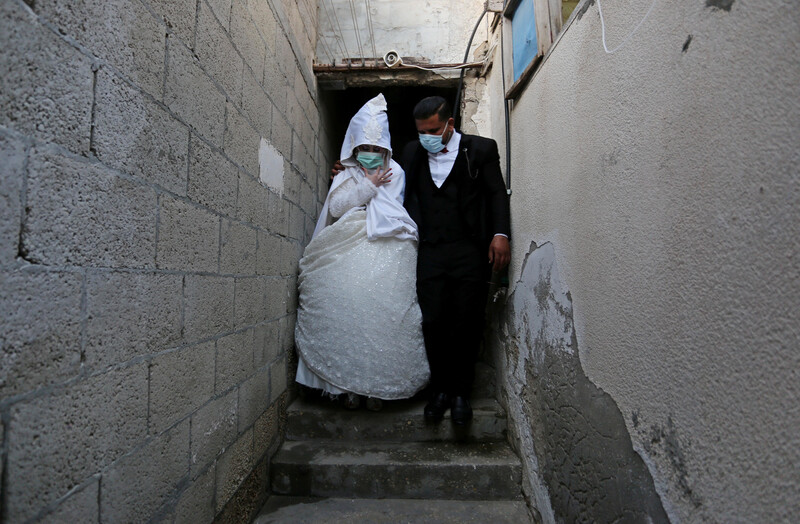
[485,0,800,521]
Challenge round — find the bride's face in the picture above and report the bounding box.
[355,144,386,155]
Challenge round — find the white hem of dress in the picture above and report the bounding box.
[295,350,428,401]
[295,353,346,396]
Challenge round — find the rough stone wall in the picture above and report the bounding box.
[482,0,800,522]
[0,0,329,522]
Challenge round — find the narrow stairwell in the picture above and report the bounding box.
[253,395,532,523]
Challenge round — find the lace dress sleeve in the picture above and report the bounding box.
[328,176,379,218]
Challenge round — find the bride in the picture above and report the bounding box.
[294,94,430,409]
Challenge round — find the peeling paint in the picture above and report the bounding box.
[259,138,285,195]
[490,242,667,523]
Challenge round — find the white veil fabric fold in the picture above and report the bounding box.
[312,94,418,242]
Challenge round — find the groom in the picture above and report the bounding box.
[331,96,510,425]
[400,96,510,425]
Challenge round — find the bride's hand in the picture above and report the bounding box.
[363,166,392,187]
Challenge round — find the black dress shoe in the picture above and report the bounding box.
[450,396,473,426]
[424,392,450,423]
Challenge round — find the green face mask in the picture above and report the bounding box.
[356,151,384,170]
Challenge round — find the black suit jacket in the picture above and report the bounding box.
[400,133,510,251]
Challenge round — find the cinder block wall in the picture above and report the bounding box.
[0,0,329,522]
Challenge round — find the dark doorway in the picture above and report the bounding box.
[320,85,457,165]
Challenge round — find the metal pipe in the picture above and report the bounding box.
[453,7,489,127]
[499,4,511,192]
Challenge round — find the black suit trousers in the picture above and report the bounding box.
[416,239,489,397]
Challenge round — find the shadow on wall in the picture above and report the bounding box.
[489,241,669,523]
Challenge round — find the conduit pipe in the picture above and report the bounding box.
[453,6,488,129]
[454,5,511,192]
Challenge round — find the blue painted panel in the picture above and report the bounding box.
[511,0,538,81]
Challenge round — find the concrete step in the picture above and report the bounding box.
[254,496,533,523]
[271,440,523,501]
[286,397,508,442]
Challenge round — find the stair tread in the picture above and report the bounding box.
[254,496,532,524]
[273,439,521,466]
[286,397,508,442]
[289,397,505,417]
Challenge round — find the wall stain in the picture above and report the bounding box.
[575,0,596,21]
[600,148,620,179]
[682,35,693,53]
[641,417,704,510]
[495,242,668,523]
[706,0,734,11]
[533,267,552,311]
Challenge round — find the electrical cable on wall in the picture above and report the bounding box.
[309,0,336,64]
[403,61,487,71]
[453,6,488,128]
[318,26,337,65]
[364,0,378,62]
[380,49,489,70]
[597,0,658,54]
[322,0,350,61]
[449,4,512,190]
[320,2,493,69]
[347,0,366,64]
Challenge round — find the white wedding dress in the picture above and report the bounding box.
[294,94,429,399]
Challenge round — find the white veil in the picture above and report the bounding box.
[312,94,418,242]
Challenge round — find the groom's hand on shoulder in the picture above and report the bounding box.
[331,160,344,180]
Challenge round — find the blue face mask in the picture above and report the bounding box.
[356,151,384,170]
[418,122,449,153]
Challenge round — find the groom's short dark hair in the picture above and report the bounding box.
[413,96,451,121]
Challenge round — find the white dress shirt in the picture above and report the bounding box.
[426,130,507,239]
[427,130,461,188]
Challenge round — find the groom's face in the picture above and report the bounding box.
[415,114,454,142]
